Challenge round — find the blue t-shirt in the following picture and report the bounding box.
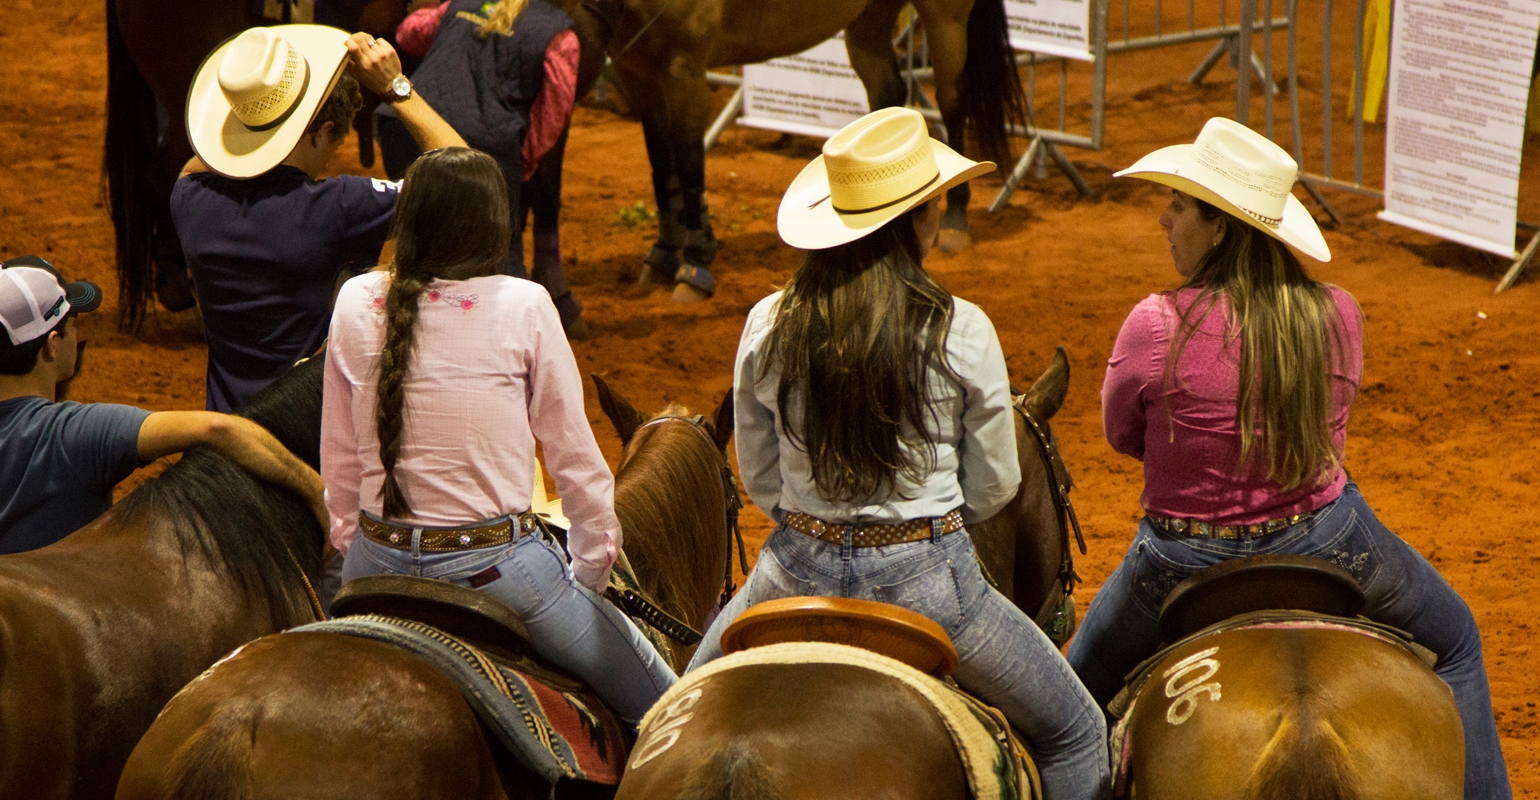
[0,397,151,553]
[171,167,399,413]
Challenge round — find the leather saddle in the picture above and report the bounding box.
[331,574,586,692]
[1156,553,1365,644]
[722,596,960,676]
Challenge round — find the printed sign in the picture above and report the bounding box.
[740,33,872,139]
[1006,0,1094,62]
[1379,0,1540,257]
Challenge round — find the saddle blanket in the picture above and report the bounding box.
[638,641,1038,800]
[289,614,630,785]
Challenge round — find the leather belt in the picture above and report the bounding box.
[358,512,541,553]
[784,509,965,548]
[1147,511,1313,541]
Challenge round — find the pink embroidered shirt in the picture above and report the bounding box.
[396,2,579,183]
[321,271,619,590]
[1101,286,1364,525]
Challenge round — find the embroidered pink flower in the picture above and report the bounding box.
[369,296,384,310]
[460,298,476,311]
[427,290,442,303]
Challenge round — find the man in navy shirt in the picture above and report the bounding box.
[0,256,327,554]
[173,27,465,411]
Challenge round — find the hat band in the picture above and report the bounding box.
[1238,205,1283,227]
[830,170,940,215]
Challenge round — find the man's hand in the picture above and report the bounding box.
[345,32,404,98]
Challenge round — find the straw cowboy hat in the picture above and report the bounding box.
[778,108,994,250]
[1115,117,1330,261]
[186,25,351,178]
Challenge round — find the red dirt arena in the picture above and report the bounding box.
[2,0,1536,792]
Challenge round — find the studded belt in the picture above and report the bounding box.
[783,508,966,548]
[358,512,540,553]
[1147,511,1313,541]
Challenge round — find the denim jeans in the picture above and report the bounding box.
[1065,481,1510,800]
[689,524,1111,800]
[342,523,677,725]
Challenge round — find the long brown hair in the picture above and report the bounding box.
[477,0,529,36]
[1166,199,1347,491]
[376,147,510,518]
[759,207,956,503]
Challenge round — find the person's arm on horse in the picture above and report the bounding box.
[345,32,465,153]
[137,412,328,532]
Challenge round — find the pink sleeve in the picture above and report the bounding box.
[520,29,580,183]
[321,327,362,554]
[1102,295,1165,461]
[394,1,449,57]
[523,293,620,591]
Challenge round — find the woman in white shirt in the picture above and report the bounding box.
[686,109,1109,800]
[321,147,674,724]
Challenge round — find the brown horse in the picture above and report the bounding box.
[0,358,327,799]
[610,349,1078,800]
[113,381,735,799]
[604,0,1027,299]
[1120,625,1464,799]
[104,0,616,327]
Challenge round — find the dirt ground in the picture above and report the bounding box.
[2,0,1536,789]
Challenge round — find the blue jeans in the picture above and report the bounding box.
[342,523,677,725]
[1065,481,1510,800]
[689,524,1111,800]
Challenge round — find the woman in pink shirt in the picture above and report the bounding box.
[321,147,674,725]
[1066,118,1509,799]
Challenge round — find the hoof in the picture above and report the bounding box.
[936,228,973,254]
[154,264,198,312]
[672,282,711,304]
[565,316,592,341]
[640,246,680,288]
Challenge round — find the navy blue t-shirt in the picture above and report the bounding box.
[171,167,399,412]
[0,397,151,553]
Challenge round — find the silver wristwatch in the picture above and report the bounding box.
[386,74,412,103]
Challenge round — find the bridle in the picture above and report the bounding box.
[1012,394,1087,610]
[633,414,749,607]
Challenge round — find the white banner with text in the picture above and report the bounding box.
[741,34,872,139]
[1006,0,1093,61]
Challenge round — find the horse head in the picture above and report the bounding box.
[590,373,733,662]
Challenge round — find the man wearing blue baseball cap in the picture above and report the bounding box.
[0,255,326,553]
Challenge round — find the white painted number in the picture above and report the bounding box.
[630,686,706,768]
[1162,646,1222,725]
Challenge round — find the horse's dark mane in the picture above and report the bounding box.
[614,405,727,628]
[112,357,327,628]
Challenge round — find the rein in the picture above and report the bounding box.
[1012,395,1087,604]
[635,414,748,606]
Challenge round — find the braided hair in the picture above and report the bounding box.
[376,147,510,518]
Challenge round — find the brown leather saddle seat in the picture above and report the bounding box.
[722,596,960,676]
[1156,553,1365,644]
[330,574,584,691]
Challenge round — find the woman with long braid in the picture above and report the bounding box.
[320,147,674,725]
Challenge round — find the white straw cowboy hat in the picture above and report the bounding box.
[186,25,351,178]
[778,108,995,250]
[1116,117,1331,262]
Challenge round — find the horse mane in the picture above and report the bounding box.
[111,357,327,629]
[677,744,782,800]
[614,404,727,628]
[1245,689,1363,800]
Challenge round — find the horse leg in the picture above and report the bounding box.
[526,127,585,331]
[916,5,977,253]
[149,120,198,313]
[844,0,911,112]
[616,64,687,288]
[658,64,718,304]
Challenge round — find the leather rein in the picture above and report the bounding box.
[1012,395,1087,604]
[633,414,749,608]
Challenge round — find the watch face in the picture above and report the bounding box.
[391,75,411,98]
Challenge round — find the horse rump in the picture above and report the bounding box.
[677,745,782,800]
[1244,693,1362,800]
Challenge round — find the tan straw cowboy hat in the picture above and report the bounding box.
[1116,117,1330,262]
[186,25,351,178]
[778,108,994,250]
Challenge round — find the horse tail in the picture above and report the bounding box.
[103,0,158,331]
[162,701,257,800]
[1245,693,1363,800]
[959,0,1028,166]
[678,744,783,800]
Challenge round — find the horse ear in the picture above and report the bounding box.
[711,388,734,452]
[591,373,645,445]
[1024,346,1070,422]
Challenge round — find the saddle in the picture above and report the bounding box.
[722,596,960,676]
[1155,553,1365,644]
